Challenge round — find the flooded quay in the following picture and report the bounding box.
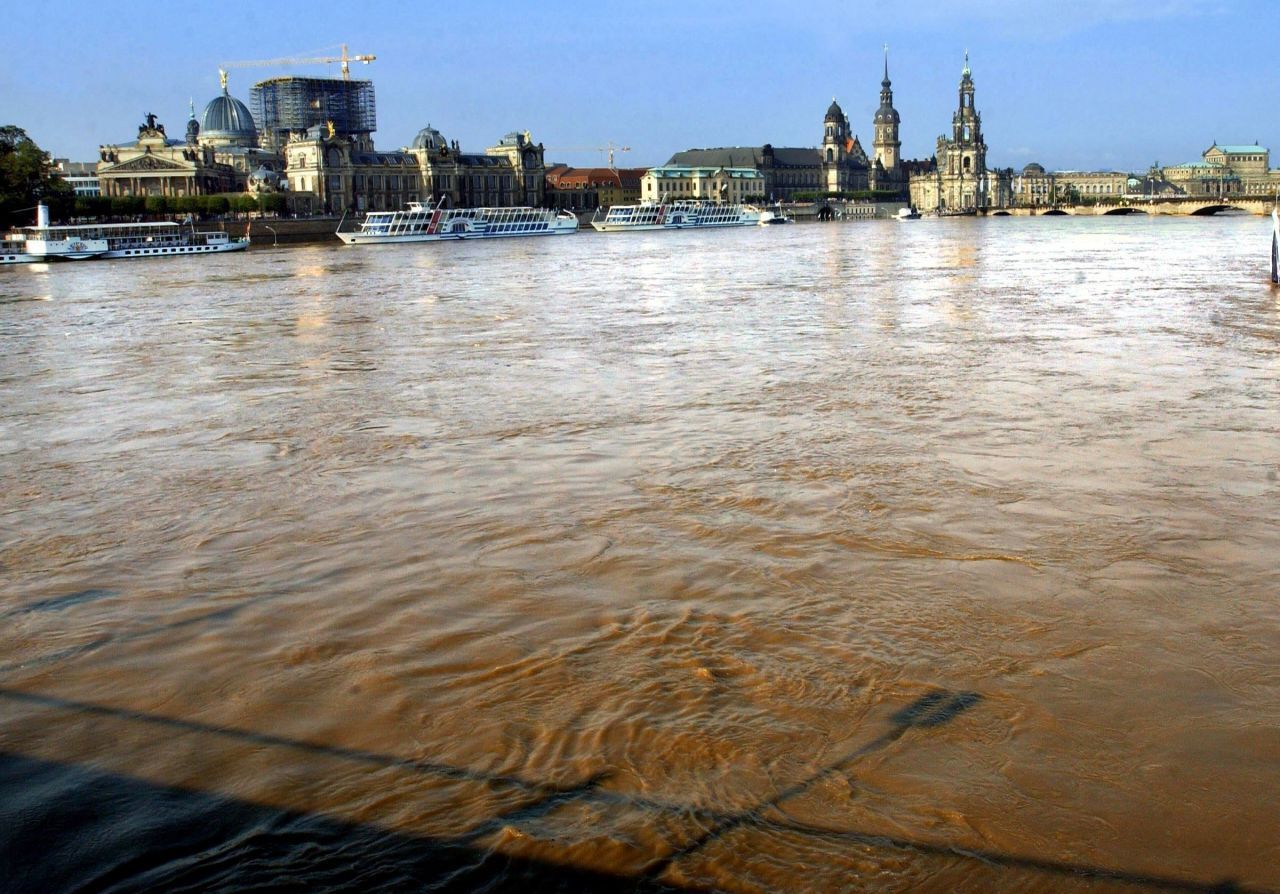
[1,216,1278,893]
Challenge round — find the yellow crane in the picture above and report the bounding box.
[218,44,376,89]
[546,142,632,169]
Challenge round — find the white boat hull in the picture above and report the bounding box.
[339,202,579,245]
[1,252,37,265]
[591,201,762,232]
[19,209,248,262]
[337,221,577,245]
[99,240,248,260]
[591,216,761,232]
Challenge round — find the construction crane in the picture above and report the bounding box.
[546,142,632,169]
[219,44,376,87]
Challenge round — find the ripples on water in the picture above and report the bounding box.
[1,217,1278,893]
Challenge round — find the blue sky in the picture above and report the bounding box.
[4,0,1276,173]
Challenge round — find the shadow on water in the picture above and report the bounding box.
[0,751,686,894]
[0,688,1267,894]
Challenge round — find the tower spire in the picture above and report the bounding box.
[962,50,971,78]
[883,44,889,83]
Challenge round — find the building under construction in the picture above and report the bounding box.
[251,77,376,151]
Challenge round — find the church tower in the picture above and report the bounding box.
[822,98,849,193]
[873,48,901,174]
[949,52,986,197]
[822,98,848,163]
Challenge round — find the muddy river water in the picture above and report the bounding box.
[1,216,1278,892]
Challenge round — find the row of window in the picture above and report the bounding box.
[121,246,213,255]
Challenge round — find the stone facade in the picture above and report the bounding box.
[97,114,236,198]
[1006,144,1280,207]
[403,127,546,209]
[284,132,419,216]
[641,166,765,203]
[545,166,645,210]
[284,125,547,216]
[820,99,871,194]
[1012,164,1132,206]
[1162,144,1280,197]
[664,96,877,201]
[909,55,999,213]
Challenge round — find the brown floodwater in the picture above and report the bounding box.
[1,216,1278,893]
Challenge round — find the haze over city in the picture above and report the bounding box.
[6,0,1277,173]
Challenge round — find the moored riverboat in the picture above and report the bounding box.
[590,200,762,232]
[17,205,247,261]
[1,234,36,264]
[337,201,578,245]
[758,205,793,225]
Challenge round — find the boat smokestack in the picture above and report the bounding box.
[36,204,49,229]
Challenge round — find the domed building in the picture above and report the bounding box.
[198,71,283,191]
[96,112,236,200]
[200,72,258,148]
[411,125,447,152]
[401,125,546,212]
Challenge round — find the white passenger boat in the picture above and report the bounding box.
[17,205,247,261]
[1,234,36,265]
[590,200,761,232]
[337,200,578,245]
[758,205,793,225]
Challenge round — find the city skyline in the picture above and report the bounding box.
[5,0,1278,174]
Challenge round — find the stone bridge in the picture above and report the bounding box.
[995,196,1277,217]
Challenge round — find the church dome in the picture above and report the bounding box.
[412,125,447,150]
[825,99,844,123]
[1022,162,1046,175]
[874,106,900,125]
[201,89,257,146]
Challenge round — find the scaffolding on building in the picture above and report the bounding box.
[251,77,376,149]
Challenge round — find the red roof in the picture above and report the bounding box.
[547,167,647,189]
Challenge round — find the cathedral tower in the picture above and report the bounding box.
[949,52,986,183]
[873,48,901,174]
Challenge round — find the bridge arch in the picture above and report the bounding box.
[1104,207,1147,215]
[1190,204,1243,216]
[1042,208,1069,216]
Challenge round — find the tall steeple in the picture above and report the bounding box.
[954,51,980,144]
[873,45,901,174]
